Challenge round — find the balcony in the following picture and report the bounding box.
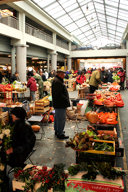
[25,23,53,44]
[0,16,18,29]
[56,39,69,50]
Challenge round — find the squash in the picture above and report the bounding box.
[86,111,99,124]
[31,125,40,132]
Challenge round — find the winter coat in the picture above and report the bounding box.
[76,75,86,84]
[27,77,37,91]
[52,75,70,109]
[108,72,113,83]
[117,71,125,82]
[8,120,36,167]
[33,74,43,89]
[89,70,101,88]
[101,71,108,83]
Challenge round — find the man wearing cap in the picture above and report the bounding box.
[52,70,70,139]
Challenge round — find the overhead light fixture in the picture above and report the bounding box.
[86,4,89,11]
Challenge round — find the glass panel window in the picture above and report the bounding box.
[116,27,125,33]
[38,0,56,8]
[105,0,119,6]
[65,23,78,32]
[81,25,91,32]
[77,33,86,39]
[57,15,73,26]
[72,29,82,36]
[64,3,78,12]
[52,10,66,18]
[44,2,60,12]
[75,18,87,27]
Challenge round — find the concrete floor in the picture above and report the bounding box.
[27,90,128,191]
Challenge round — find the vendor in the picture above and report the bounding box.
[89,68,101,93]
[6,107,36,168]
[76,71,86,85]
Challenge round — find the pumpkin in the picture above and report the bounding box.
[31,125,40,132]
[86,111,99,124]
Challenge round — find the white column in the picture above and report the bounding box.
[16,45,27,82]
[53,32,56,45]
[18,12,25,33]
[11,46,16,75]
[51,52,57,71]
[47,54,50,73]
[69,41,71,51]
[67,57,72,70]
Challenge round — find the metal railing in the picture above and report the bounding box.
[56,39,69,50]
[0,16,18,29]
[25,23,53,43]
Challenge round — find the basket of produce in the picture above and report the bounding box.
[66,132,115,156]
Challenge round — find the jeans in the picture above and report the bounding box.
[54,108,66,136]
[30,91,35,101]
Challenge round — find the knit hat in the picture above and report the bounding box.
[11,107,27,120]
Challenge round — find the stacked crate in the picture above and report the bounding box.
[64,79,76,91]
[35,96,50,114]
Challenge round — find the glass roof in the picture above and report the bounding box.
[32,0,128,48]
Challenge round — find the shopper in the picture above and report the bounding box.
[52,70,70,139]
[117,68,125,90]
[10,72,20,83]
[6,107,36,168]
[89,68,101,93]
[100,67,108,83]
[108,68,114,83]
[33,70,44,99]
[76,71,86,84]
[27,74,37,101]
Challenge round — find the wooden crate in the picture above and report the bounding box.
[35,106,50,113]
[77,140,115,156]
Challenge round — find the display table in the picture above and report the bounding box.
[65,172,124,192]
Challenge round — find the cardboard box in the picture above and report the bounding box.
[65,172,124,192]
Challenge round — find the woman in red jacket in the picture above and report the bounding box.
[76,72,86,85]
[27,75,37,101]
[117,68,125,90]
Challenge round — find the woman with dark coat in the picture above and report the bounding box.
[7,107,36,168]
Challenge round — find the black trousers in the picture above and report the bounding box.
[90,85,98,93]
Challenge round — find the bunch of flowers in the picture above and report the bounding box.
[14,163,68,192]
[0,123,13,186]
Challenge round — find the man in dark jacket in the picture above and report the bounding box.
[52,70,70,139]
[7,107,36,168]
[100,67,108,83]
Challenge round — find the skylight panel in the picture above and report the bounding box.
[81,25,91,32]
[105,0,119,7]
[75,18,87,27]
[116,27,125,33]
[38,0,56,8]
[52,9,66,18]
[72,29,82,36]
[116,32,122,37]
[77,33,86,39]
[44,2,59,12]
[108,30,115,34]
[64,3,78,12]
[57,15,73,26]
[120,0,128,6]
[65,23,78,32]
[85,30,93,36]
[108,24,116,30]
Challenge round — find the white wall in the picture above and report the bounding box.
[71,49,127,58]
